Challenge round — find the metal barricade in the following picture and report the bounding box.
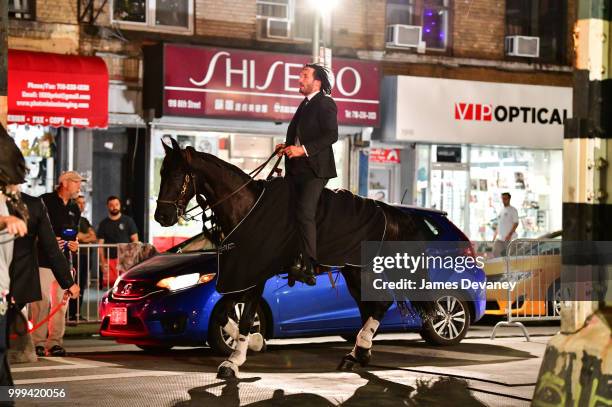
[490,238,562,341]
[68,243,120,324]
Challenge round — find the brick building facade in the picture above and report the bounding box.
[6,0,574,242]
[8,0,574,85]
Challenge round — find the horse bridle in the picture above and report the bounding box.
[156,172,195,219]
[156,147,284,222]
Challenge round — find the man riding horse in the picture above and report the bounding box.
[276,63,338,286]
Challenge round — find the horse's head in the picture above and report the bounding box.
[0,126,27,187]
[154,138,196,227]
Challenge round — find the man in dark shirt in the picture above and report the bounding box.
[31,171,82,357]
[97,196,138,287]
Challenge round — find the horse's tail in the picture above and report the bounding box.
[378,203,437,320]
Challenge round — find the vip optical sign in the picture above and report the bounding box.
[394,76,572,149]
[454,102,568,125]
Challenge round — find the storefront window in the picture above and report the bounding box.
[414,144,562,240]
[328,140,347,190]
[368,168,393,202]
[7,124,57,196]
[414,144,430,207]
[469,147,562,240]
[367,147,401,203]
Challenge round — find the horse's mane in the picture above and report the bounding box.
[191,149,252,182]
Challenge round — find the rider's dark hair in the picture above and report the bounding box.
[304,63,332,95]
[501,192,511,199]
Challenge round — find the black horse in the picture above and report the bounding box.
[0,125,29,223]
[155,138,432,379]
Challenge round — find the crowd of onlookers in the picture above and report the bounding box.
[0,123,139,387]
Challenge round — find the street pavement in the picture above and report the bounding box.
[9,323,559,407]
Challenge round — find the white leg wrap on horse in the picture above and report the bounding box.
[248,332,264,352]
[355,317,380,349]
[228,334,249,366]
[222,319,239,340]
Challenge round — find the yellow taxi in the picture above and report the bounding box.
[481,232,562,317]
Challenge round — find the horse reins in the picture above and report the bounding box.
[158,147,283,222]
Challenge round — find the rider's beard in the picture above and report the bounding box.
[109,209,120,216]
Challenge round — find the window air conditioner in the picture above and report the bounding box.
[266,18,290,39]
[385,24,423,48]
[505,36,540,58]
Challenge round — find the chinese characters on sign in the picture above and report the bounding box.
[162,45,380,126]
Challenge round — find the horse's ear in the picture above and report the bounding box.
[183,146,195,166]
[170,137,181,151]
[161,139,172,154]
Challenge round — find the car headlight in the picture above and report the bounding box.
[156,273,216,291]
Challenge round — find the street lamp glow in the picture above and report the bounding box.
[311,0,339,12]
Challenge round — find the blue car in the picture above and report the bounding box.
[99,206,486,355]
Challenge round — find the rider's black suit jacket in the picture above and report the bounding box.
[9,193,74,305]
[285,92,338,179]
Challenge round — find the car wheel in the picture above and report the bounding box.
[547,279,562,317]
[419,295,471,346]
[208,300,267,356]
[136,345,173,353]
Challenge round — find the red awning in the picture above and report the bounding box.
[8,50,109,128]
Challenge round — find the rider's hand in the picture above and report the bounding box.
[275,143,286,157]
[56,237,66,251]
[0,216,27,237]
[284,145,305,158]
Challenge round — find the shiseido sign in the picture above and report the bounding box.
[391,76,572,149]
[161,44,380,126]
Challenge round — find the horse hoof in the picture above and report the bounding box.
[217,361,238,379]
[248,333,265,352]
[354,346,371,367]
[337,354,358,371]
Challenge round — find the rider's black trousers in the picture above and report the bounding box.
[287,167,328,267]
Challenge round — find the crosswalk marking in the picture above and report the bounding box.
[15,370,184,385]
[12,357,119,373]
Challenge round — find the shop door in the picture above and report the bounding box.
[430,162,469,233]
[368,164,398,203]
[92,128,146,235]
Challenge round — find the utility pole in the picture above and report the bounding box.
[532,0,611,405]
[312,10,320,63]
[0,0,7,128]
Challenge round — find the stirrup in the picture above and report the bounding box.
[289,263,316,286]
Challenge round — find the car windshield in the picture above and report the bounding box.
[167,233,217,253]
